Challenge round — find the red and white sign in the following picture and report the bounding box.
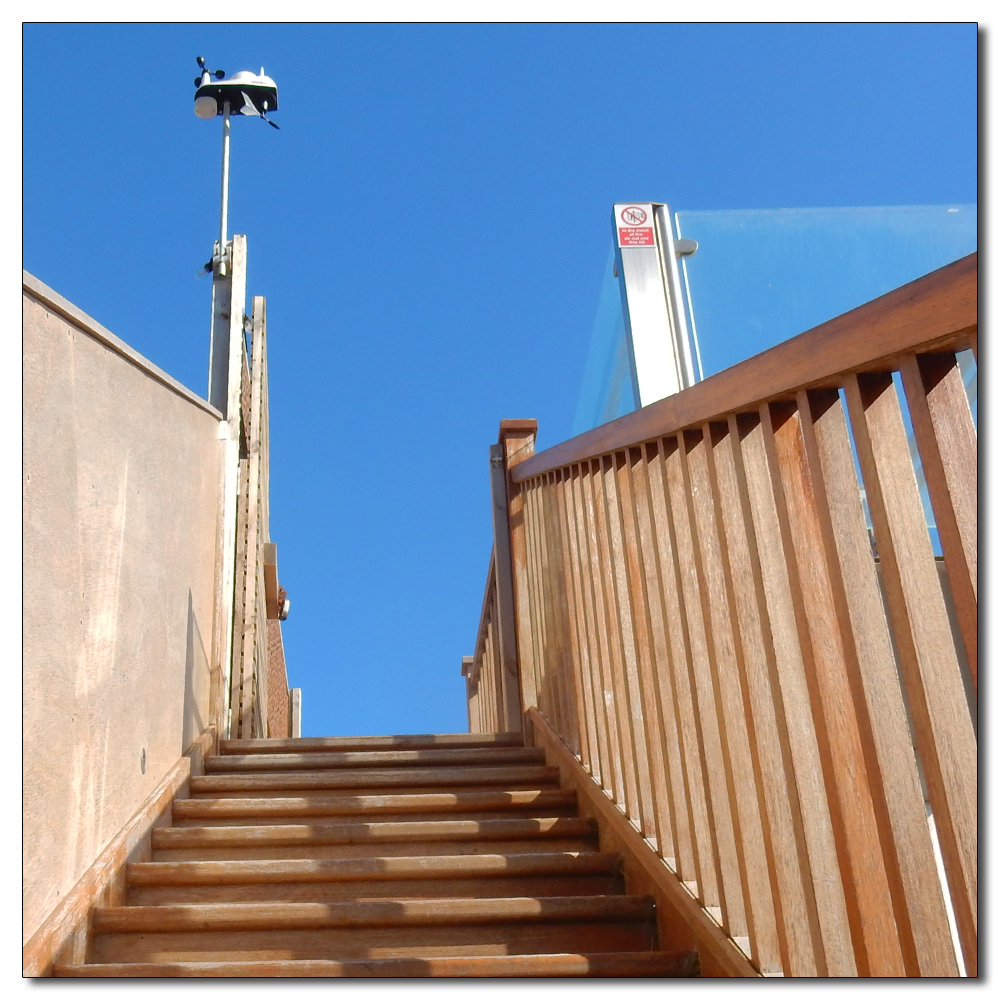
[616,203,656,247]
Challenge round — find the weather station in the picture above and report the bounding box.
[192,55,279,414]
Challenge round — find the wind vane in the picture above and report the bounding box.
[193,56,279,278]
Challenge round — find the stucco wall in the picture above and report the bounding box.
[23,275,224,945]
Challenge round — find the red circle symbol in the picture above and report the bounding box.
[620,205,648,226]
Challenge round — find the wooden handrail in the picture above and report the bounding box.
[513,253,976,483]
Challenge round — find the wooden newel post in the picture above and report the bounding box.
[490,419,538,734]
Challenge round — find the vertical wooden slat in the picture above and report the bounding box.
[724,413,825,976]
[763,400,903,976]
[648,438,719,908]
[619,447,677,862]
[553,468,589,759]
[612,449,667,850]
[541,472,571,739]
[702,421,789,974]
[603,452,658,842]
[567,466,609,786]
[898,352,977,687]
[643,439,707,892]
[558,467,600,773]
[537,476,563,734]
[521,482,548,729]
[631,442,691,874]
[579,460,627,808]
[590,457,642,822]
[662,432,736,930]
[798,387,958,976]
[737,408,855,975]
[685,424,778,970]
[843,372,977,975]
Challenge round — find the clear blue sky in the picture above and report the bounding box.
[22,23,977,738]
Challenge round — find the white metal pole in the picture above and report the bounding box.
[219,102,231,249]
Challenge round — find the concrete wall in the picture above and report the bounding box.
[23,274,225,945]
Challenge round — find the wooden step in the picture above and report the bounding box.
[171,788,577,825]
[189,764,560,797]
[127,850,623,905]
[127,872,624,906]
[89,896,657,963]
[206,747,546,772]
[129,852,620,886]
[220,732,526,754]
[152,837,594,862]
[93,895,654,933]
[152,816,594,850]
[56,950,700,977]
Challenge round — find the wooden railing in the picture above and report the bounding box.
[462,554,502,733]
[477,253,977,977]
[230,295,290,738]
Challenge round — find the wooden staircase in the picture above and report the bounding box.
[54,733,699,978]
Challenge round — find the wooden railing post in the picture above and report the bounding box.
[490,420,538,733]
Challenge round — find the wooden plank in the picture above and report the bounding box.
[503,427,539,719]
[190,765,561,795]
[618,448,675,860]
[534,475,564,734]
[603,452,658,842]
[643,440,705,892]
[90,922,656,964]
[723,413,827,976]
[699,422,784,974]
[128,873,625,907]
[237,296,270,739]
[628,444,687,872]
[489,442,523,733]
[220,733,525,754]
[577,461,627,807]
[206,747,546,772]
[843,372,977,975]
[512,253,977,483]
[676,430,751,942]
[685,425,777,970]
[152,816,594,848]
[566,466,609,789]
[736,410,855,975]
[56,951,701,978]
[555,468,598,772]
[897,352,977,687]
[529,709,760,977]
[763,400,903,976]
[522,480,550,729]
[93,896,655,933]
[175,789,577,823]
[549,471,582,751]
[659,435,729,915]
[152,838,596,864]
[591,456,643,826]
[131,852,619,885]
[797,387,958,976]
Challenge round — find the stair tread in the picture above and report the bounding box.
[152,816,593,848]
[129,851,621,884]
[172,788,575,820]
[55,950,699,977]
[190,764,560,794]
[92,895,654,932]
[207,747,545,772]
[221,733,526,754]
